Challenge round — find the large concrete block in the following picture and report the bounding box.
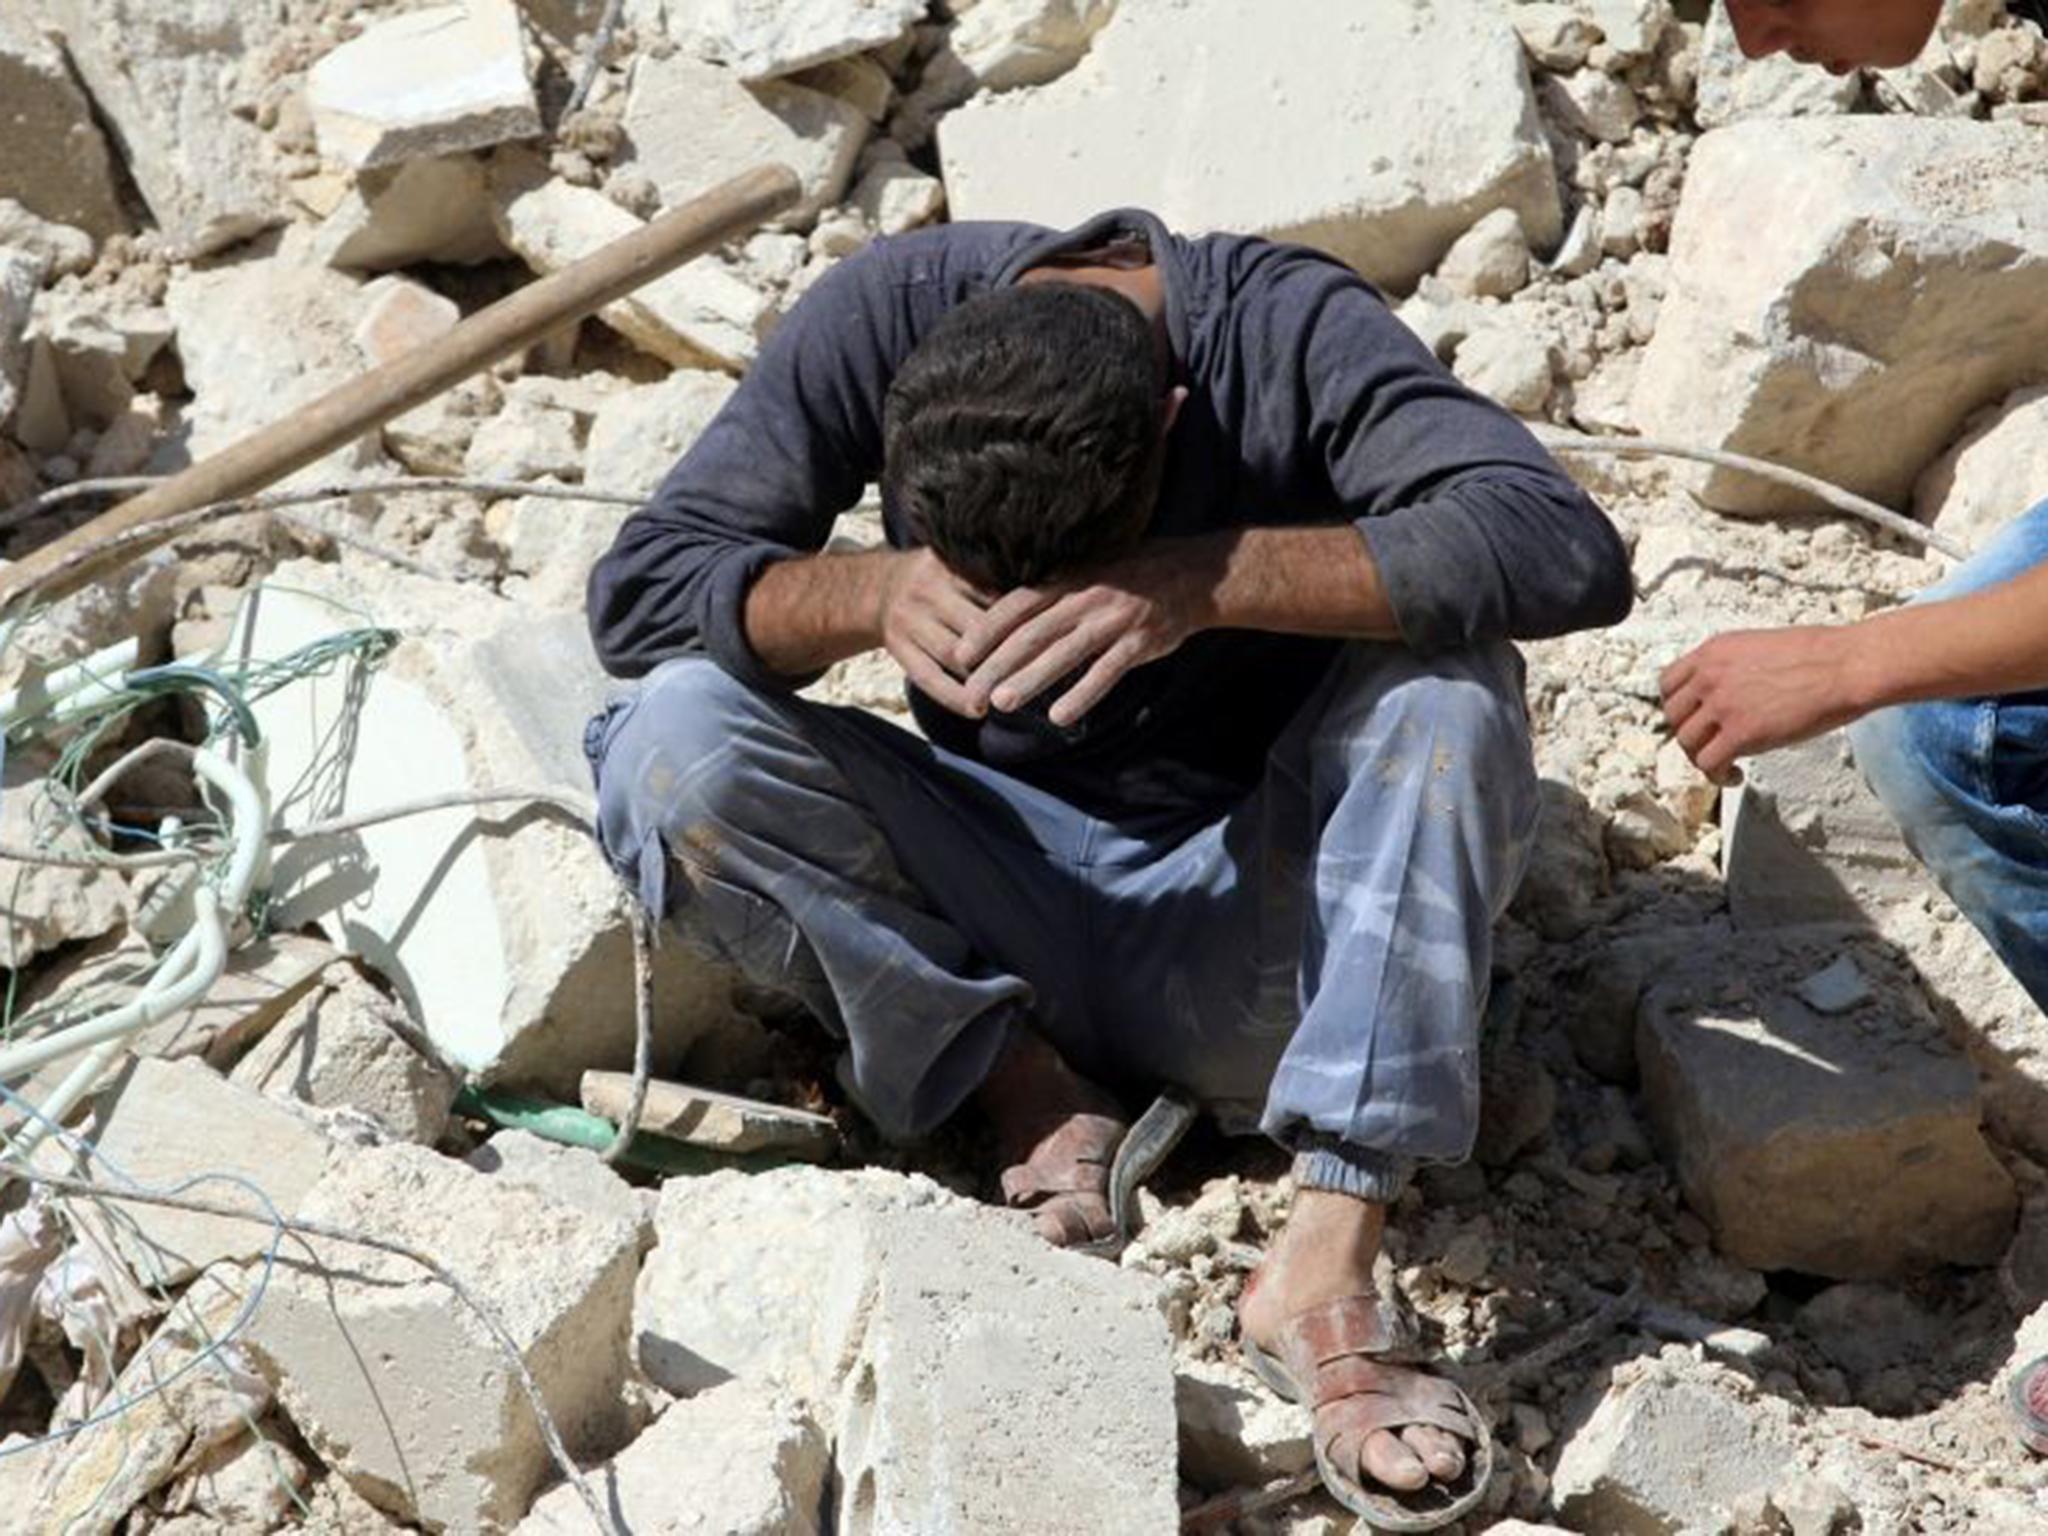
[87,1057,335,1286]
[1633,119,2048,515]
[33,0,285,257]
[1552,1357,1799,1536]
[664,0,925,80]
[939,0,1561,294]
[0,10,128,239]
[315,156,509,272]
[245,1144,641,1534]
[307,0,542,171]
[516,1383,829,1535]
[229,560,742,1093]
[1637,937,2016,1279]
[634,1166,1180,1535]
[622,51,868,223]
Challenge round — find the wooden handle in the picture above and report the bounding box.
[5,162,803,608]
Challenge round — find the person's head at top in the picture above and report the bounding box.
[882,282,1183,593]
[1723,0,1945,73]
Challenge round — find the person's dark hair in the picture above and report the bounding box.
[882,283,1167,590]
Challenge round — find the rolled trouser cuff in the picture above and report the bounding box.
[1291,1137,1415,1203]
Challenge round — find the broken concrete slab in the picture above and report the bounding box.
[665,0,926,80]
[34,0,284,257]
[29,1266,270,1536]
[490,158,774,370]
[231,559,743,1094]
[308,1,542,171]
[1552,1355,1799,1536]
[940,0,1561,294]
[315,156,509,272]
[894,0,1120,143]
[1637,935,2017,1279]
[581,1071,838,1158]
[1914,384,2048,560]
[1633,118,2048,516]
[245,1143,641,1534]
[84,1057,334,1287]
[1721,731,1937,932]
[622,51,869,223]
[0,10,129,240]
[465,1129,653,1250]
[633,1165,1179,1534]
[517,1382,829,1535]
[228,963,458,1144]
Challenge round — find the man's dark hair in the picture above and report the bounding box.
[883,283,1167,590]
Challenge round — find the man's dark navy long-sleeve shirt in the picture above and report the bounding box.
[588,210,1633,819]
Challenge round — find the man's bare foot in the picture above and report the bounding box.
[1238,1190,1472,1496]
[976,1028,1126,1248]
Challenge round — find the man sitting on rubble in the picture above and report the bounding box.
[1667,0,2048,1015]
[584,208,1631,1527]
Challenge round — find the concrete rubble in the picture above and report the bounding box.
[941,0,1563,292]
[307,0,543,172]
[2,1,2048,1533]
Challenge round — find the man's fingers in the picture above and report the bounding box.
[890,638,975,718]
[1048,636,1146,727]
[1659,653,1697,700]
[964,599,1088,711]
[1662,683,1703,731]
[955,587,1059,672]
[1675,708,1725,760]
[987,622,1108,715]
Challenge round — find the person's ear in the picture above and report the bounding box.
[1160,385,1189,441]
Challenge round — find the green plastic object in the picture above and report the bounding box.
[454,1086,800,1179]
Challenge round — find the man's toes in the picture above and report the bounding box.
[1359,1429,1431,1493]
[1401,1424,1467,1483]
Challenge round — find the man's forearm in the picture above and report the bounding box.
[742,549,895,676]
[1195,525,1403,641]
[1845,562,2048,711]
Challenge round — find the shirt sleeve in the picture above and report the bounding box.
[584,247,906,685]
[1243,246,1634,650]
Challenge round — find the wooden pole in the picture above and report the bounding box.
[4,162,802,609]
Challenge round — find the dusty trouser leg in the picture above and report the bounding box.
[1091,641,1539,1198]
[1848,499,2048,1011]
[585,657,1095,1140]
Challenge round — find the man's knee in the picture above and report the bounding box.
[1848,699,1978,852]
[1317,643,1537,818]
[588,658,811,890]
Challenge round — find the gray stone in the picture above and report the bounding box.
[1553,1358,1799,1536]
[1513,4,1600,71]
[1454,321,1555,416]
[633,1166,1180,1533]
[665,0,926,80]
[465,1129,653,1251]
[1633,119,2048,517]
[87,1058,334,1287]
[34,0,285,256]
[1637,938,2017,1279]
[622,51,869,223]
[1796,1283,1942,1380]
[1437,208,1533,300]
[315,157,509,271]
[0,199,96,280]
[940,0,1561,295]
[1542,67,1641,144]
[516,1383,829,1534]
[0,252,39,439]
[246,1144,642,1534]
[1794,956,1873,1017]
[307,0,542,171]
[0,11,128,239]
[229,964,458,1144]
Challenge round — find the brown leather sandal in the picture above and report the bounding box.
[1241,1294,1493,1532]
[998,1092,1198,1259]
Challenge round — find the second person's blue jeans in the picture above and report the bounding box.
[1849,499,2048,1010]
